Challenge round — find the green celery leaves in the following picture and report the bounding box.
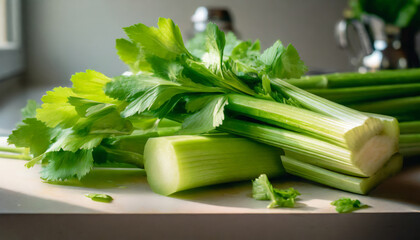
[123,18,191,60]
[9,18,308,182]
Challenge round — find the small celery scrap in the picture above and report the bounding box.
[85,193,113,203]
[331,197,368,213]
[252,174,300,208]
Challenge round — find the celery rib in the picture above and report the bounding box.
[227,94,356,149]
[281,154,403,195]
[349,96,420,116]
[220,118,395,177]
[400,121,420,134]
[307,83,420,104]
[287,69,420,89]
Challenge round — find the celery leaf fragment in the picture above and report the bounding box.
[85,193,113,203]
[331,197,368,213]
[252,174,300,208]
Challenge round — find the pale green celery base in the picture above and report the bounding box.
[281,154,403,195]
[353,134,398,176]
[269,78,384,151]
[144,134,285,196]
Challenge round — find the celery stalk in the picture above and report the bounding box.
[270,78,384,152]
[227,93,383,152]
[144,134,285,196]
[400,121,420,134]
[0,153,32,160]
[287,69,420,89]
[281,154,403,195]
[306,83,420,104]
[349,96,420,116]
[220,118,397,177]
[0,146,28,154]
[399,134,420,156]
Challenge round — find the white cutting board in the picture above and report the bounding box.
[0,137,419,214]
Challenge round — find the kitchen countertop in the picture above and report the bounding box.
[1,137,419,214]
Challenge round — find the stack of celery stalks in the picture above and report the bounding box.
[3,18,416,199]
[287,70,420,158]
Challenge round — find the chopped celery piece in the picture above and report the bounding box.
[144,134,285,196]
[220,118,396,177]
[281,154,403,195]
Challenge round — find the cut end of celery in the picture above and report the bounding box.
[354,134,398,176]
[144,137,180,196]
[144,134,285,196]
[343,117,384,151]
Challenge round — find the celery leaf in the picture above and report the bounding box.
[123,18,191,60]
[260,41,307,79]
[41,150,94,181]
[8,118,54,157]
[180,95,228,134]
[116,38,151,73]
[331,198,368,213]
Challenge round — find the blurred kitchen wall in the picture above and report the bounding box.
[23,0,351,86]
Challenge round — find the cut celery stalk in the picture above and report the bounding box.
[281,154,403,195]
[269,78,384,151]
[364,112,400,142]
[399,121,420,134]
[143,134,285,196]
[227,93,383,151]
[220,118,396,177]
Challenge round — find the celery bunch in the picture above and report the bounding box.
[7,18,401,195]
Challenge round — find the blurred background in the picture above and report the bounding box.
[1,0,419,133]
